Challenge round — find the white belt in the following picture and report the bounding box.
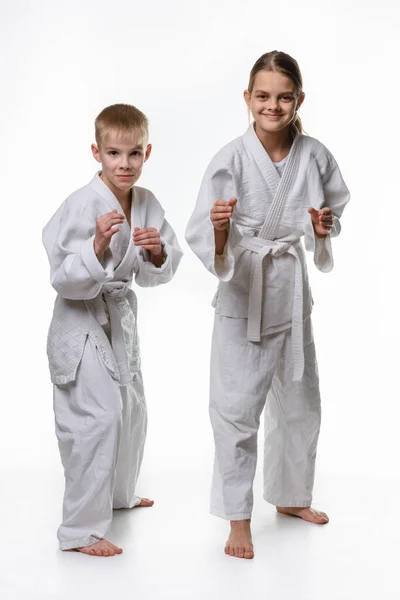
[93,282,139,385]
[238,236,304,382]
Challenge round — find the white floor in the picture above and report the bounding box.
[2,464,400,600]
[2,395,400,600]
[2,278,400,600]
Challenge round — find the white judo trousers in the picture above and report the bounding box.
[185,125,350,522]
[54,335,147,550]
[42,175,183,550]
[209,314,321,521]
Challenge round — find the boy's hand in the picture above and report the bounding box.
[134,227,162,256]
[308,207,333,238]
[94,210,125,258]
[210,198,237,231]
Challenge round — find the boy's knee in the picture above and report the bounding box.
[99,404,123,438]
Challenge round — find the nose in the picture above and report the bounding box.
[268,96,279,111]
[120,155,130,169]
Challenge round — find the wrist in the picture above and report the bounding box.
[94,239,108,260]
[214,226,229,255]
[150,246,166,267]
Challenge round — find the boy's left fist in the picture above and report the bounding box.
[133,227,162,256]
[308,207,333,238]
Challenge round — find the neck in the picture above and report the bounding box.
[254,123,293,155]
[100,172,132,209]
[114,188,132,211]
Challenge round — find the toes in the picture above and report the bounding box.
[234,546,242,558]
[108,542,119,550]
[320,512,329,521]
[318,515,329,523]
[137,498,154,507]
[244,551,254,559]
[314,516,328,524]
[75,541,121,557]
[106,541,122,553]
[80,548,95,555]
[314,510,329,524]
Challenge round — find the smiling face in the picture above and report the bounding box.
[244,70,304,136]
[91,128,152,197]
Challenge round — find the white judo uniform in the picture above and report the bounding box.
[43,173,183,549]
[185,124,350,520]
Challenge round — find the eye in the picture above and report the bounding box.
[131,151,142,157]
[281,95,294,102]
[108,151,118,156]
[256,94,267,100]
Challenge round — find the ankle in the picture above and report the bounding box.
[230,519,251,528]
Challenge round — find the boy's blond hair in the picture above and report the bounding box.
[95,103,149,147]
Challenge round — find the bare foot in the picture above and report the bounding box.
[134,497,154,508]
[75,539,123,557]
[225,520,254,559]
[276,506,329,524]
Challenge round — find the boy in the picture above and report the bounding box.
[43,104,183,557]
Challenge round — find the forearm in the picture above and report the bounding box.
[149,249,166,268]
[94,239,108,262]
[215,228,228,255]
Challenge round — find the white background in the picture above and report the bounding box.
[1,0,399,598]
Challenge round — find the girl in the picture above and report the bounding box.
[185,51,350,560]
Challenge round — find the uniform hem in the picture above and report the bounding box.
[59,535,100,551]
[210,507,252,520]
[263,495,312,508]
[113,495,141,510]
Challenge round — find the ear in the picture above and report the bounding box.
[296,92,305,110]
[144,143,152,162]
[91,143,101,163]
[243,89,251,108]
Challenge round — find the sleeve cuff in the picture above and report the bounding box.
[136,240,172,274]
[214,247,234,280]
[213,221,242,281]
[81,235,114,282]
[314,233,333,272]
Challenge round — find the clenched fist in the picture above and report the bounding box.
[210,198,238,231]
[94,209,125,259]
[133,227,162,255]
[308,207,333,238]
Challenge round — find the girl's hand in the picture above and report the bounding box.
[308,207,333,238]
[94,209,125,258]
[210,198,237,231]
[133,227,162,256]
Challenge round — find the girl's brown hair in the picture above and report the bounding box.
[248,51,304,134]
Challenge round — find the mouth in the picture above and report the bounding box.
[116,174,134,179]
[262,114,283,119]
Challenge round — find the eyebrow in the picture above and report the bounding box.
[104,145,144,150]
[254,90,295,95]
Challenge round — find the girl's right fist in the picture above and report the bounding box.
[210,198,237,231]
